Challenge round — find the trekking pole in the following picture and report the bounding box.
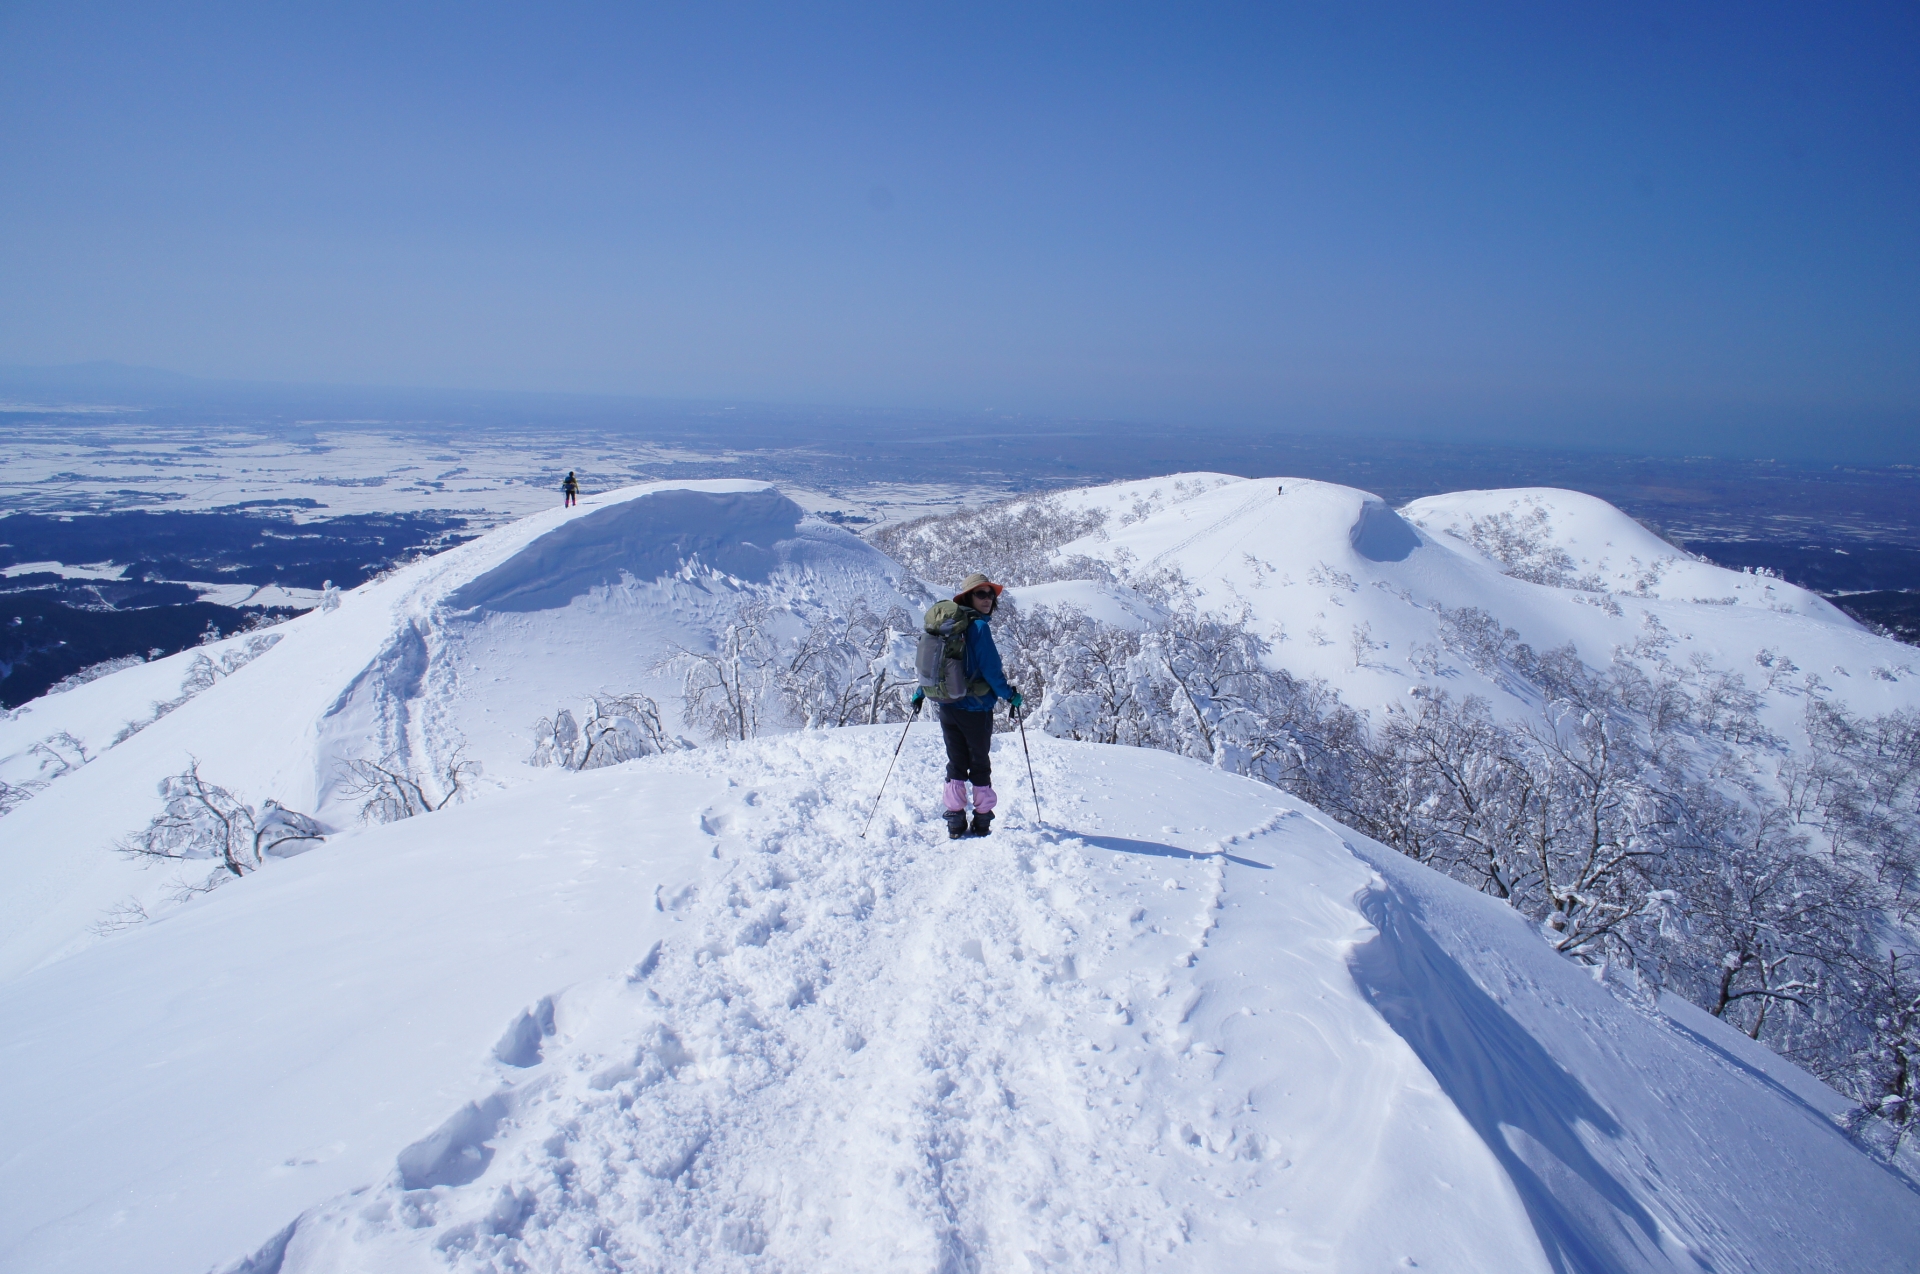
[860,698,922,839]
[1015,706,1044,827]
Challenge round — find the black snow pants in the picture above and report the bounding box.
[938,704,994,787]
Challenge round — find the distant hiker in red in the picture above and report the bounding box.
[912,572,1022,839]
[562,471,579,507]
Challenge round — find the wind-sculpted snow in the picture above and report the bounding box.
[0,480,919,979]
[3,734,1914,1274]
[1340,825,1920,1274]
[446,486,806,613]
[1347,497,1422,562]
[1351,887,1686,1273]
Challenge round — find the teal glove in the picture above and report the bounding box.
[910,688,925,707]
[1008,690,1024,711]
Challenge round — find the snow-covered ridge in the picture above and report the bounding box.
[6,734,1915,1273]
[4,472,1919,1272]
[0,479,918,980]
[897,473,1920,1166]
[1404,486,1847,620]
[1048,475,1913,734]
[445,485,811,612]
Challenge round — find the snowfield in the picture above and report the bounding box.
[7,735,1916,1273]
[0,480,919,980]
[1003,579,1168,633]
[2,475,1918,1272]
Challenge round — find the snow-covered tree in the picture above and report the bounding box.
[1662,792,1842,1042]
[874,493,1112,589]
[532,693,682,769]
[661,601,779,742]
[662,596,918,743]
[28,731,90,778]
[341,752,477,823]
[0,779,45,817]
[776,600,917,728]
[117,760,324,885]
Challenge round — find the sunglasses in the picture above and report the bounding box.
[971,588,996,598]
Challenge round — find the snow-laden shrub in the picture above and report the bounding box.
[0,779,46,816]
[46,654,147,695]
[532,693,683,770]
[659,603,779,743]
[111,633,284,747]
[774,600,917,729]
[1349,683,1683,963]
[1409,499,1607,592]
[997,600,1365,804]
[1435,604,1533,677]
[115,760,323,888]
[873,494,1112,590]
[659,597,918,743]
[0,732,90,819]
[341,753,478,823]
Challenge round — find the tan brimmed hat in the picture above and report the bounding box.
[952,573,1004,604]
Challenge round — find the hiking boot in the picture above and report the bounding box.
[944,810,970,840]
[969,811,993,838]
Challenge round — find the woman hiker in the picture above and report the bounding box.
[912,572,1023,839]
[562,471,580,507]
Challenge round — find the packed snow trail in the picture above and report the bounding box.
[4,731,1918,1272]
[259,731,1545,1273]
[1146,488,1274,570]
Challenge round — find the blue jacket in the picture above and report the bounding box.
[954,615,1013,712]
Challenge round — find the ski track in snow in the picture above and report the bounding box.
[276,736,1286,1273]
[1147,490,1273,572]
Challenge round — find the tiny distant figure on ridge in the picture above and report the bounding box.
[562,471,579,507]
[912,572,1022,839]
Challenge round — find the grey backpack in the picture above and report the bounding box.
[915,604,971,701]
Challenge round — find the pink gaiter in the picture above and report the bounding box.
[972,785,998,813]
[943,780,968,812]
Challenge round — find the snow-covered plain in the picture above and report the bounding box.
[2,475,1918,1272]
[0,419,1002,530]
[0,421,1004,651]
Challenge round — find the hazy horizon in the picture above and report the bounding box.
[3,356,1916,467]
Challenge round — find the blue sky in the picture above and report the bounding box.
[1,3,1915,456]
